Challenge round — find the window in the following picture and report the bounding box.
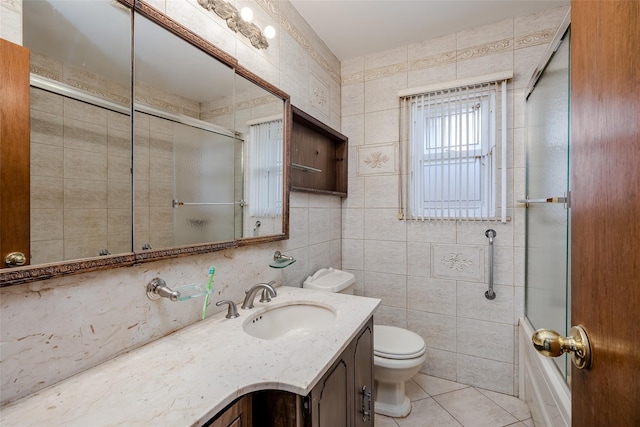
[248,119,283,217]
[400,80,506,221]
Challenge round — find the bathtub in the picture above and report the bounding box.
[519,318,571,426]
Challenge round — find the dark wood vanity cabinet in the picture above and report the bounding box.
[208,317,373,427]
[205,395,252,427]
[306,317,374,427]
[352,319,374,427]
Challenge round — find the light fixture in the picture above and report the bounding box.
[240,7,253,23]
[197,0,274,49]
[264,25,276,40]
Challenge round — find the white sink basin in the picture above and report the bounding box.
[242,302,336,340]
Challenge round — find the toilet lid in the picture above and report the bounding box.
[374,325,426,360]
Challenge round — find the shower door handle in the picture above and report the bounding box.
[531,325,592,370]
[517,192,570,207]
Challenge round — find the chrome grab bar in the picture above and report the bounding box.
[485,229,496,300]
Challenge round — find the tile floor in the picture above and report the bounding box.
[375,374,534,427]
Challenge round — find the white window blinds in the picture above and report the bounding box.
[400,78,508,222]
[248,119,283,217]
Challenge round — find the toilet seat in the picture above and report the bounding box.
[374,325,426,360]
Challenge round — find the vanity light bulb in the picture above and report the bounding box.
[264,25,276,39]
[240,7,254,22]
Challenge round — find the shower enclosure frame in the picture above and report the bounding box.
[519,9,572,427]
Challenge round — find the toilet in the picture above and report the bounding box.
[303,268,427,418]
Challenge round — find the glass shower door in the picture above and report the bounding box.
[524,31,571,382]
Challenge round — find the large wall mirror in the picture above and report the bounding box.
[0,0,290,285]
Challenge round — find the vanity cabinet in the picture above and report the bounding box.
[352,319,374,427]
[205,395,252,427]
[205,316,373,427]
[306,316,374,427]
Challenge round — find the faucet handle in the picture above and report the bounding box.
[216,300,240,319]
[260,280,277,303]
[260,289,272,303]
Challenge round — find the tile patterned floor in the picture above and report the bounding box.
[375,374,534,427]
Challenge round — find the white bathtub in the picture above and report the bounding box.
[519,318,571,427]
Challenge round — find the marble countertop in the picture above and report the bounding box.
[0,287,380,426]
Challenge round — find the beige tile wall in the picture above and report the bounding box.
[29,87,133,263]
[1,0,343,406]
[341,6,569,395]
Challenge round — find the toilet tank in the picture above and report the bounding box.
[303,268,355,295]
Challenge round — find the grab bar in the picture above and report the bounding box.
[485,229,497,300]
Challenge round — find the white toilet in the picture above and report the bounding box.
[303,268,427,418]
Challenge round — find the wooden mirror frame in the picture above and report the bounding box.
[0,0,290,287]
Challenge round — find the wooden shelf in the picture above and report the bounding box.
[290,106,348,197]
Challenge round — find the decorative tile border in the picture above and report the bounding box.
[364,62,408,82]
[341,28,557,86]
[515,28,557,49]
[431,244,484,281]
[409,50,457,71]
[0,0,21,13]
[342,71,365,86]
[255,0,340,85]
[457,38,513,61]
[356,143,398,176]
[200,94,279,119]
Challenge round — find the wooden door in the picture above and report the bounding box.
[0,39,30,268]
[570,0,640,424]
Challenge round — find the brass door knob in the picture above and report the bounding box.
[5,252,27,267]
[532,325,592,369]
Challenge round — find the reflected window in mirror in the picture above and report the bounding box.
[247,118,283,237]
[233,73,286,239]
[22,0,132,264]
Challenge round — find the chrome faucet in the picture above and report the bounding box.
[241,281,277,309]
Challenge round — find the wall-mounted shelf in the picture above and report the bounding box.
[290,106,348,197]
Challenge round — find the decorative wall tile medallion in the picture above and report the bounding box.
[310,72,330,119]
[431,244,484,281]
[441,253,473,271]
[356,143,398,176]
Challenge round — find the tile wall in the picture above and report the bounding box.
[29,87,133,263]
[341,6,569,395]
[0,0,342,406]
[0,0,571,407]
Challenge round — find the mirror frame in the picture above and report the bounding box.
[0,0,290,287]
